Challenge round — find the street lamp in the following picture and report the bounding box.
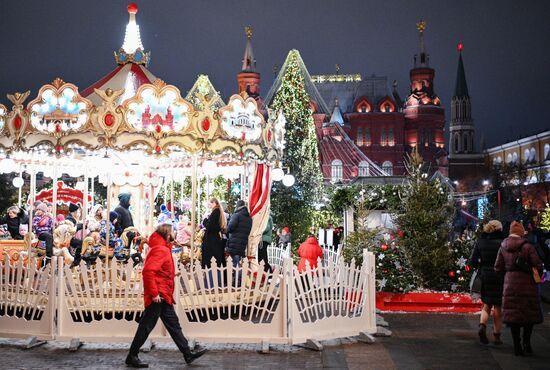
[482,180,489,186]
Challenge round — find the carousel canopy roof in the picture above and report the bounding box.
[0,4,286,186]
[82,3,156,106]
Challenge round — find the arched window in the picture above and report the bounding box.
[454,134,459,153]
[544,144,550,161]
[512,152,518,164]
[529,148,536,163]
[380,128,387,146]
[364,128,371,146]
[382,161,393,176]
[358,161,369,177]
[463,135,468,153]
[331,159,343,182]
[388,128,395,146]
[524,149,530,163]
[356,127,363,146]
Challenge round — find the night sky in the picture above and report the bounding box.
[1,0,549,147]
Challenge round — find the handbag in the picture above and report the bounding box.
[514,241,542,283]
[469,269,481,295]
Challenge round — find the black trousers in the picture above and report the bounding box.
[39,232,53,267]
[258,241,272,273]
[129,301,190,356]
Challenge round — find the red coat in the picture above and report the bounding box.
[143,232,175,307]
[297,236,323,272]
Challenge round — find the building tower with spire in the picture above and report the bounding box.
[237,26,261,99]
[403,20,446,169]
[448,43,485,189]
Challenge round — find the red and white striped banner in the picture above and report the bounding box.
[247,164,272,259]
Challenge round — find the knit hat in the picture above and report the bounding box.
[483,220,503,234]
[159,218,173,226]
[109,211,119,223]
[69,203,80,213]
[282,227,290,233]
[509,221,526,236]
[36,203,48,213]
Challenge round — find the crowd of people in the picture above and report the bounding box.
[470,219,549,356]
[0,192,144,267]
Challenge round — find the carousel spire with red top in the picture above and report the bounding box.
[114,3,150,66]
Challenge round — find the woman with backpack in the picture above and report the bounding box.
[495,221,543,356]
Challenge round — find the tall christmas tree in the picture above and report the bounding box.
[393,149,456,289]
[269,50,323,243]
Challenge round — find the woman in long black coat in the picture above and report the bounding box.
[470,220,505,345]
[201,198,227,270]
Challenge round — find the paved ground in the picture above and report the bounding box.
[1,304,549,369]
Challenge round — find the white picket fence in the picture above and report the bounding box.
[0,248,375,345]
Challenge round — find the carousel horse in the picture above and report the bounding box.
[52,221,77,264]
[121,227,145,266]
[80,232,102,266]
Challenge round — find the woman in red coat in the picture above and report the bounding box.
[126,222,207,368]
[298,236,323,272]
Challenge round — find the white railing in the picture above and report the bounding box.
[321,245,342,267]
[266,243,291,268]
[0,250,375,345]
[0,258,56,339]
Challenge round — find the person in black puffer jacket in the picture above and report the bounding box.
[0,206,29,240]
[470,220,505,345]
[226,200,252,267]
[115,193,134,232]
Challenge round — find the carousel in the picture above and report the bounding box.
[0,3,287,267]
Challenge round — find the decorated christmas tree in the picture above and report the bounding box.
[393,148,456,290]
[269,50,323,243]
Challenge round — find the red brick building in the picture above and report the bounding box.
[244,22,455,183]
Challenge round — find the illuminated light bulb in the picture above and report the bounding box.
[282,174,295,187]
[12,177,24,188]
[1,158,17,173]
[121,3,144,54]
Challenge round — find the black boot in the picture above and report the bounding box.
[493,333,503,345]
[511,325,524,356]
[184,346,208,364]
[478,323,489,344]
[125,354,149,368]
[523,324,533,355]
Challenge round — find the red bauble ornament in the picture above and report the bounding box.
[155,125,162,133]
[465,265,470,272]
[55,124,61,133]
[13,114,22,130]
[55,144,62,152]
[104,113,114,127]
[127,3,138,14]
[202,117,210,131]
[448,271,456,278]
[381,244,388,251]
[383,269,388,273]
[155,145,161,153]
